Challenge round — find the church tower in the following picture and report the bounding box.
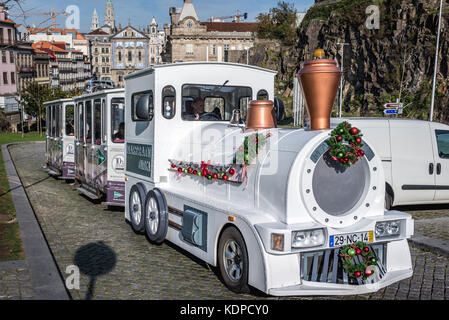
[104,0,116,30]
[150,17,157,34]
[90,8,99,31]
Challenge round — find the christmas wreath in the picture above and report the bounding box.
[325,121,365,167]
[168,132,271,183]
[339,242,378,279]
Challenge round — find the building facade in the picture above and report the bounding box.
[163,0,257,63]
[111,25,150,87]
[86,29,112,81]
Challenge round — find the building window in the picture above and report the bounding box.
[1,51,6,63]
[11,72,15,84]
[212,44,216,55]
[186,44,193,55]
[128,50,132,62]
[138,51,142,62]
[3,72,8,84]
[118,51,122,62]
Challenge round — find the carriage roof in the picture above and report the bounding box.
[73,88,125,102]
[43,98,75,106]
[124,62,277,81]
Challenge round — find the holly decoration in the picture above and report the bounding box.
[339,242,377,280]
[168,132,271,184]
[325,121,364,167]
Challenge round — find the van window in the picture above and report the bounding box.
[162,86,176,119]
[257,89,269,100]
[181,84,252,121]
[132,91,153,121]
[94,99,101,145]
[65,104,74,136]
[86,101,92,143]
[435,130,449,159]
[78,102,84,142]
[111,98,125,143]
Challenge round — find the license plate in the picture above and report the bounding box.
[329,231,374,248]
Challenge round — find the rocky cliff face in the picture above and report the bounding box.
[250,0,449,121]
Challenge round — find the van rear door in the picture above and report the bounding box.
[390,121,436,204]
[430,125,449,201]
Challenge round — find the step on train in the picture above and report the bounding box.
[44,60,414,296]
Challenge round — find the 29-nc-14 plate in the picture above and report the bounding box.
[329,231,374,248]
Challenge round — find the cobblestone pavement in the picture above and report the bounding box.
[6,143,449,300]
[0,260,35,299]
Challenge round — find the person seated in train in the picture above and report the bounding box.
[66,120,74,136]
[113,122,125,142]
[185,97,221,121]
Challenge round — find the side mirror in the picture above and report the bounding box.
[274,97,285,122]
[135,94,154,121]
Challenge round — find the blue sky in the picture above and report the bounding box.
[9,0,314,33]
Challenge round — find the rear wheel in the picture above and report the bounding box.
[144,189,168,244]
[218,226,250,293]
[129,184,146,233]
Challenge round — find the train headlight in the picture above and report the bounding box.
[292,229,325,249]
[375,220,402,238]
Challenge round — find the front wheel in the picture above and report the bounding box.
[129,184,146,233]
[218,226,250,294]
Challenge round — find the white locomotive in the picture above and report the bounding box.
[123,61,414,296]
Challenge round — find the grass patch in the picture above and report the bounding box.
[0,132,45,261]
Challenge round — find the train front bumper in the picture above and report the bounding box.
[254,211,414,296]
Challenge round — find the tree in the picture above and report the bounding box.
[0,109,11,132]
[256,1,298,46]
[18,82,80,136]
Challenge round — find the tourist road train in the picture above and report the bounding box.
[44,60,414,296]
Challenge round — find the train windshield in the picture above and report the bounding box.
[111,98,125,143]
[181,84,252,121]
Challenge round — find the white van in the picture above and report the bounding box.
[331,118,449,208]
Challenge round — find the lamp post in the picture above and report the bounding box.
[429,0,443,122]
[337,42,349,118]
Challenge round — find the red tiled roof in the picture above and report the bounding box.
[87,28,109,35]
[200,22,259,33]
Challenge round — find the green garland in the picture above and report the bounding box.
[325,121,365,167]
[233,132,270,165]
[340,242,378,279]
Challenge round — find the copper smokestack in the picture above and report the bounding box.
[245,100,276,130]
[297,50,342,130]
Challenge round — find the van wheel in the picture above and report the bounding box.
[218,226,250,294]
[385,191,393,210]
[144,189,168,244]
[129,184,146,233]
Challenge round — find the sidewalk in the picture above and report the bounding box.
[0,142,69,300]
[409,217,449,257]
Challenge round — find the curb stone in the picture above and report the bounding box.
[2,141,70,300]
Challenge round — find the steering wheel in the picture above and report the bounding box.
[200,112,221,120]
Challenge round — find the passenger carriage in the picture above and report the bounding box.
[73,89,126,206]
[44,98,76,179]
[123,61,414,296]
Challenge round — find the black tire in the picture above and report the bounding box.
[144,188,168,244]
[218,226,250,294]
[128,184,146,233]
[385,191,393,210]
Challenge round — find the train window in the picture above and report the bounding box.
[181,84,252,121]
[94,99,101,145]
[239,96,251,120]
[55,105,60,137]
[50,106,55,137]
[132,91,153,121]
[102,99,107,143]
[257,90,269,100]
[65,104,74,136]
[162,86,176,119]
[78,102,84,142]
[46,106,50,136]
[86,100,92,143]
[111,98,125,143]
